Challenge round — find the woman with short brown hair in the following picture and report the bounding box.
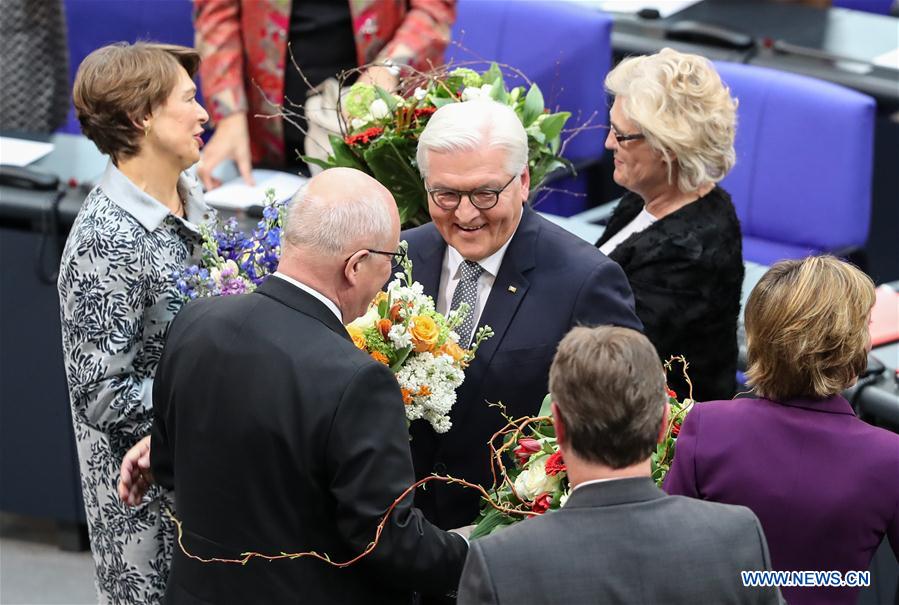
[665,256,899,605]
[58,42,213,603]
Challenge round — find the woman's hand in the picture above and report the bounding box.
[197,111,254,191]
[118,435,154,506]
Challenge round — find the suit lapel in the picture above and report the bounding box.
[255,276,350,341]
[405,225,446,301]
[451,206,539,429]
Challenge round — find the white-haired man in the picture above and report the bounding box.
[144,168,467,603]
[404,100,643,530]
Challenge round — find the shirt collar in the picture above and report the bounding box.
[572,475,647,492]
[446,211,522,279]
[273,272,343,324]
[99,160,211,233]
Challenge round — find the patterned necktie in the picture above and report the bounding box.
[450,260,485,347]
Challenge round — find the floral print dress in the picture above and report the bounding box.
[58,162,213,604]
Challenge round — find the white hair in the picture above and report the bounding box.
[282,183,393,256]
[416,100,528,179]
[605,47,738,193]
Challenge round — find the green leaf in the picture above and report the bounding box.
[538,393,552,417]
[375,86,398,112]
[489,78,508,104]
[539,112,570,141]
[390,346,413,372]
[361,137,428,226]
[470,508,515,540]
[521,84,545,127]
[299,155,335,170]
[432,96,457,109]
[481,62,503,86]
[327,135,367,172]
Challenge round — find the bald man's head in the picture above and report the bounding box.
[282,168,399,257]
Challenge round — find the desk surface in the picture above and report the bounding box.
[611,0,899,107]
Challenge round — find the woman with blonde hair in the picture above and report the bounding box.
[665,255,899,605]
[58,42,213,603]
[595,47,743,401]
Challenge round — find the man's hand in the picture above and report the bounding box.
[197,111,254,191]
[118,435,154,506]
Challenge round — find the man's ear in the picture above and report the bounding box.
[551,401,566,447]
[657,402,670,443]
[519,166,531,203]
[343,250,366,286]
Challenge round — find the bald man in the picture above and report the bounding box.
[148,168,467,604]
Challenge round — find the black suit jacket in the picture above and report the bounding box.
[151,276,467,604]
[458,478,782,605]
[402,206,642,529]
[596,187,744,401]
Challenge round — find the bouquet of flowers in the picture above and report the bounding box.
[304,63,573,226]
[470,358,695,539]
[172,189,287,299]
[346,242,493,433]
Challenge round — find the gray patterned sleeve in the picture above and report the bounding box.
[58,200,155,438]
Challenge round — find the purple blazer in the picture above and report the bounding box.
[664,395,899,605]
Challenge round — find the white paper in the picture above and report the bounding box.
[562,0,701,18]
[873,47,899,71]
[204,169,308,209]
[0,136,55,166]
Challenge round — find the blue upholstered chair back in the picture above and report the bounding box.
[833,0,894,14]
[714,61,875,265]
[61,0,195,134]
[447,0,613,216]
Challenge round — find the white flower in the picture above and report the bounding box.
[348,306,380,331]
[370,98,390,119]
[513,455,561,500]
[480,83,494,97]
[461,86,481,102]
[350,117,367,130]
[388,324,413,349]
[413,87,428,101]
[559,490,571,508]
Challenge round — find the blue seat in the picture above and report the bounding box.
[833,0,894,14]
[61,0,195,134]
[446,0,613,216]
[714,61,876,265]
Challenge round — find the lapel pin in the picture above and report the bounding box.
[507,285,518,294]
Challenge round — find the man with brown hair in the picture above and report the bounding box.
[457,326,782,605]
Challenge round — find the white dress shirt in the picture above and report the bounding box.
[273,272,343,324]
[598,208,657,256]
[437,220,521,329]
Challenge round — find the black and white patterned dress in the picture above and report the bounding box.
[58,162,213,604]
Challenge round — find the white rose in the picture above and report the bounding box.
[513,455,560,500]
[350,117,367,130]
[348,306,380,331]
[480,83,494,97]
[413,87,428,101]
[370,98,390,120]
[461,86,481,102]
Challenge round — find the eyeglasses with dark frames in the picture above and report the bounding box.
[425,173,517,211]
[344,247,407,267]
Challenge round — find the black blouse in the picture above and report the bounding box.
[596,186,744,401]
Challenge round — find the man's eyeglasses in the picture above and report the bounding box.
[425,174,517,211]
[345,247,407,267]
[612,131,645,144]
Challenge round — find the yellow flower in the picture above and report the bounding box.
[410,315,439,352]
[373,291,389,306]
[346,325,366,350]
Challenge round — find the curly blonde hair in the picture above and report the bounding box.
[744,255,875,401]
[605,48,737,193]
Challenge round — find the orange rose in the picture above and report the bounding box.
[410,315,439,352]
[370,351,389,365]
[389,303,404,323]
[346,325,367,350]
[377,318,393,340]
[438,341,467,363]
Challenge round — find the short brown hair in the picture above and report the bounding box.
[549,326,666,468]
[72,42,199,162]
[745,255,875,401]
